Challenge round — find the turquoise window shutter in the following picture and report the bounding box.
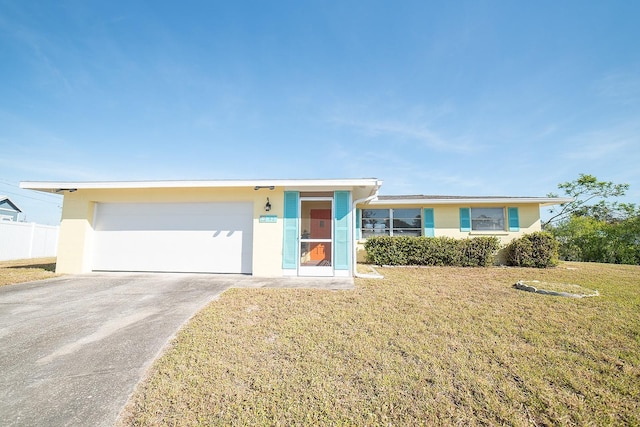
[356,208,362,240]
[460,208,471,232]
[282,192,299,269]
[508,207,520,231]
[423,208,435,237]
[334,191,351,270]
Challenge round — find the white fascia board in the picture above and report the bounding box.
[284,179,383,193]
[20,178,382,194]
[538,197,574,206]
[368,197,574,206]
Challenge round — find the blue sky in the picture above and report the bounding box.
[1,1,639,225]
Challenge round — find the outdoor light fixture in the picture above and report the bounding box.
[55,188,77,193]
[254,185,275,190]
[265,197,272,212]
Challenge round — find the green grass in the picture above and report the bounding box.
[120,263,640,426]
[0,257,58,286]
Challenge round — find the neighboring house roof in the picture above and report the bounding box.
[373,195,573,207]
[0,196,22,212]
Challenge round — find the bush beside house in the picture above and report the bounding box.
[505,231,559,268]
[364,236,500,267]
[364,233,559,268]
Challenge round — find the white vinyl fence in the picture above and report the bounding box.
[0,221,59,261]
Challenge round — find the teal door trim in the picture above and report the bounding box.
[334,191,351,271]
[282,191,299,270]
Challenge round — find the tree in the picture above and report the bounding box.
[605,215,640,264]
[543,174,631,228]
[545,174,640,265]
[550,216,606,262]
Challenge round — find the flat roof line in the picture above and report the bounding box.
[369,196,573,206]
[20,178,383,193]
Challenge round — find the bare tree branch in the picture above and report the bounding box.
[543,174,629,228]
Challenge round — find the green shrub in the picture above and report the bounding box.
[364,236,500,267]
[427,237,462,266]
[459,237,502,267]
[364,236,408,265]
[505,231,559,268]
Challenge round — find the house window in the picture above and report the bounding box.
[362,208,422,237]
[471,208,505,231]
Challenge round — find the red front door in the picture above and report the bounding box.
[309,209,331,261]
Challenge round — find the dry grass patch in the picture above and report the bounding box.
[0,257,58,286]
[121,262,640,426]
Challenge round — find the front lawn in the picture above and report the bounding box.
[120,263,640,426]
[0,257,58,286]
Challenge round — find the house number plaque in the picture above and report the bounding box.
[259,215,278,223]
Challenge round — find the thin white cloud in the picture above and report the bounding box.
[562,121,639,160]
[0,13,73,92]
[533,124,558,139]
[0,155,105,181]
[595,71,640,105]
[331,116,480,154]
[335,143,488,195]
[380,168,489,196]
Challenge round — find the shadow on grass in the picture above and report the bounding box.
[8,263,57,272]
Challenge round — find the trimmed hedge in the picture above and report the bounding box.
[364,236,500,267]
[505,231,559,268]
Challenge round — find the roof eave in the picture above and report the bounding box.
[369,197,575,206]
[20,178,383,194]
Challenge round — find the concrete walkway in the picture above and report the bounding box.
[0,273,353,427]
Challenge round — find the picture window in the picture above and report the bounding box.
[362,208,422,237]
[471,208,505,231]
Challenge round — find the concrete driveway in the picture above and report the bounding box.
[0,273,353,427]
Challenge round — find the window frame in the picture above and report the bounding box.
[361,208,422,238]
[469,207,506,232]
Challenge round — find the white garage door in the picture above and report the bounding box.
[93,202,253,274]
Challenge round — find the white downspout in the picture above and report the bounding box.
[352,183,384,279]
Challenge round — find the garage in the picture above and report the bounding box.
[92,202,253,273]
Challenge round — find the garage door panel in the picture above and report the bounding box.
[93,203,253,273]
[95,203,251,232]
